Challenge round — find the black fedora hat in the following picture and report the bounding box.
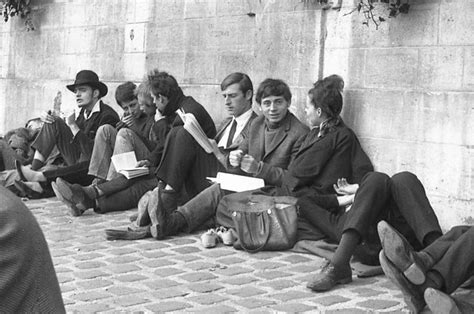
[66,70,108,98]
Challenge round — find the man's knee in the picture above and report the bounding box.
[97,124,116,140]
[117,127,135,140]
[361,171,390,187]
[391,171,418,187]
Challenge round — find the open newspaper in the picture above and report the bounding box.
[177,109,216,154]
[207,172,264,192]
[111,151,149,179]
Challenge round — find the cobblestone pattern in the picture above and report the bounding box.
[26,197,416,313]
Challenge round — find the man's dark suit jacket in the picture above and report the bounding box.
[233,112,310,186]
[74,100,120,158]
[0,187,65,313]
[215,110,258,151]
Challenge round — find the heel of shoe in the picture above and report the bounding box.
[404,263,426,285]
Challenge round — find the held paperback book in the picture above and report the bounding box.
[110,152,149,179]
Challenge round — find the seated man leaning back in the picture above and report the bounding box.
[16,70,120,186]
[106,78,311,240]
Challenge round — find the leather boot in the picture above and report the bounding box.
[149,185,180,239]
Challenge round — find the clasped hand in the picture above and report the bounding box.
[333,178,359,212]
[229,149,258,174]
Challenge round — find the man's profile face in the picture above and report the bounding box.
[260,95,290,124]
[221,83,251,118]
[74,85,97,108]
[121,98,141,119]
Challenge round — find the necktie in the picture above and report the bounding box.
[226,119,237,148]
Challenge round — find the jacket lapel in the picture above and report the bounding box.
[215,117,232,142]
[263,118,289,160]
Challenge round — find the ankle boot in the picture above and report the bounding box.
[149,186,179,239]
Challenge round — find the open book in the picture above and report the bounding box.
[207,172,265,192]
[177,109,216,154]
[111,152,149,179]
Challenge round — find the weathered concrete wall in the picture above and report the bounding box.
[324,0,474,229]
[0,0,472,229]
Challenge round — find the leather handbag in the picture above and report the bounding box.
[230,194,298,253]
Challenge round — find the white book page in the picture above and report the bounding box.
[208,172,265,192]
[111,152,138,171]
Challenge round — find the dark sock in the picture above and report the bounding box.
[83,185,98,199]
[425,270,444,290]
[423,231,442,247]
[31,159,44,171]
[332,230,361,268]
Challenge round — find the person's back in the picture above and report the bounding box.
[0,186,65,312]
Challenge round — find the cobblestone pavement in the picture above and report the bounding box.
[24,197,449,313]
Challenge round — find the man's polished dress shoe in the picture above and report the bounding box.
[306,261,352,292]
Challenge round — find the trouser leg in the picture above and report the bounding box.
[177,183,225,232]
[96,177,159,213]
[429,226,474,294]
[388,171,442,248]
[156,127,217,197]
[96,174,154,196]
[31,118,81,165]
[88,125,117,180]
[43,161,92,186]
[107,128,151,180]
[339,172,392,241]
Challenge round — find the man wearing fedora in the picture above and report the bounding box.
[16,70,119,186]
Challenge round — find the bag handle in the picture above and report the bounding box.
[233,209,272,253]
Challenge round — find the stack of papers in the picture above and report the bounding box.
[111,152,149,179]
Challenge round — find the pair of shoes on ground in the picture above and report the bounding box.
[377,220,464,314]
[200,226,236,248]
[51,177,95,217]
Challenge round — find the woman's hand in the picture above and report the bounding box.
[333,178,359,195]
[337,194,354,207]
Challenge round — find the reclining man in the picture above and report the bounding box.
[378,220,474,314]
[16,70,119,186]
[53,70,218,217]
[111,78,311,241]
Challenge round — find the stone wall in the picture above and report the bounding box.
[0,0,472,229]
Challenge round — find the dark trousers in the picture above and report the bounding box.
[31,118,91,165]
[43,160,92,186]
[96,174,158,213]
[299,172,442,250]
[156,126,218,198]
[423,225,474,294]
